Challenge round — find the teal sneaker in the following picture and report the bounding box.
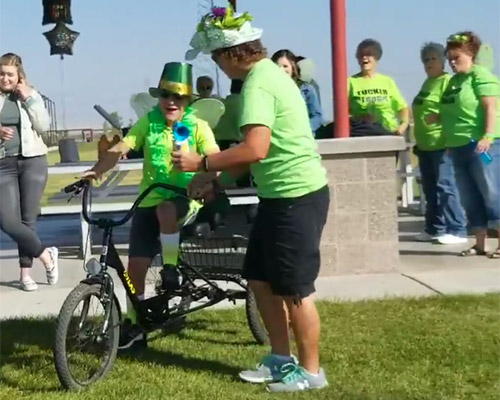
[267,363,328,392]
[239,354,297,383]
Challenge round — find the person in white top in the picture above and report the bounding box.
[0,53,59,291]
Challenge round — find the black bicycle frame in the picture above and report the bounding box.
[69,180,248,330]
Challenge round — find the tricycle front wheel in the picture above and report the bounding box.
[54,283,120,390]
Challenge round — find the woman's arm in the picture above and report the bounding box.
[302,84,323,132]
[22,91,51,134]
[481,96,497,138]
[396,107,410,135]
[204,124,270,170]
[85,141,130,179]
[476,96,498,153]
[172,124,271,172]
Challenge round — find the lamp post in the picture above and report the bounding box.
[330,0,350,137]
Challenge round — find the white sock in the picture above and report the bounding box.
[160,232,180,266]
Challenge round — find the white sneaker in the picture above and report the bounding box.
[414,232,439,242]
[20,276,38,291]
[239,354,298,383]
[45,247,59,285]
[436,234,468,245]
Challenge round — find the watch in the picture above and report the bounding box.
[201,155,209,172]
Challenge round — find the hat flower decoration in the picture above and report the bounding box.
[185,4,263,60]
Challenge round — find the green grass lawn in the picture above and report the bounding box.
[43,142,141,206]
[1,294,499,399]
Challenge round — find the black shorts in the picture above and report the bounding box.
[128,197,190,259]
[243,185,330,298]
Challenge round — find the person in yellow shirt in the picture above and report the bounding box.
[214,79,243,150]
[412,42,467,245]
[348,39,409,135]
[82,62,219,348]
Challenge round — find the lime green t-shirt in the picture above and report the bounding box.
[441,65,500,148]
[348,73,408,132]
[123,109,219,207]
[214,94,242,142]
[239,59,327,199]
[412,73,451,151]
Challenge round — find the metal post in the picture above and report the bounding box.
[330,0,350,137]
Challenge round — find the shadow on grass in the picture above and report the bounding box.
[120,318,249,378]
[172,318,258,347]
[0,318,61,393]
[120,346,242,380]
[0,314,249,393]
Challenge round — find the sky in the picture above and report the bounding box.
[1,0,499,129]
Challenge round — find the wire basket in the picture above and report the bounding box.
[180,235,248,272]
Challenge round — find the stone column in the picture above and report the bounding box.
[317,136,406,275]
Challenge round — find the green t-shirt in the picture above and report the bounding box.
[348,73,408,132]
[123,109,219,207]
[239,59,327,199]
[441,65,500,148]
[214,94,242,142]
[412,73,451,151]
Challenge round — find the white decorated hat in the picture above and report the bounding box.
[185,5,263,61]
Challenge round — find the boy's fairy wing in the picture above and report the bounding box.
[191,98,226,129]
[130,92,157,119]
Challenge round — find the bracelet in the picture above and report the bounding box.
[485,133,495,141]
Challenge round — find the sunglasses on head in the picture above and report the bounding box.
[447,34,469,43]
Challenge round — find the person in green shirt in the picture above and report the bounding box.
[82,62,220,348]
[412,42,467,245]
[177,5,329,392]
[213,79,243,149]
[349,39,409,135]
[439,31,500,258]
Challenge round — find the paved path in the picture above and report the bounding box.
[0,212,498,319]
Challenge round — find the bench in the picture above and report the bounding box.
[41,202,134,260]
[397,137,425,215]
[397,167,424,215]
[40,189,259,262]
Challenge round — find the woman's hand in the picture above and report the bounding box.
[188,173,217,201]
[0,127,14,141]
[81,169,100,181]
[16,78,33,101]
[476,138,492,153]
[425,113,440,125]
[360,113,376,123]
[395,125,407,136]
[172,151,203,172]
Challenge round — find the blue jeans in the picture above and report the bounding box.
[449,140,500,232]
[417,149,467,236]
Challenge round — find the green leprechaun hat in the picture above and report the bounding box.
[149,62,193,98]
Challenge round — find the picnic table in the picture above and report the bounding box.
[48,159,143,199]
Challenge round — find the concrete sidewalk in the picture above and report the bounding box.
[1,264,498,320]
[1,213,499,319]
